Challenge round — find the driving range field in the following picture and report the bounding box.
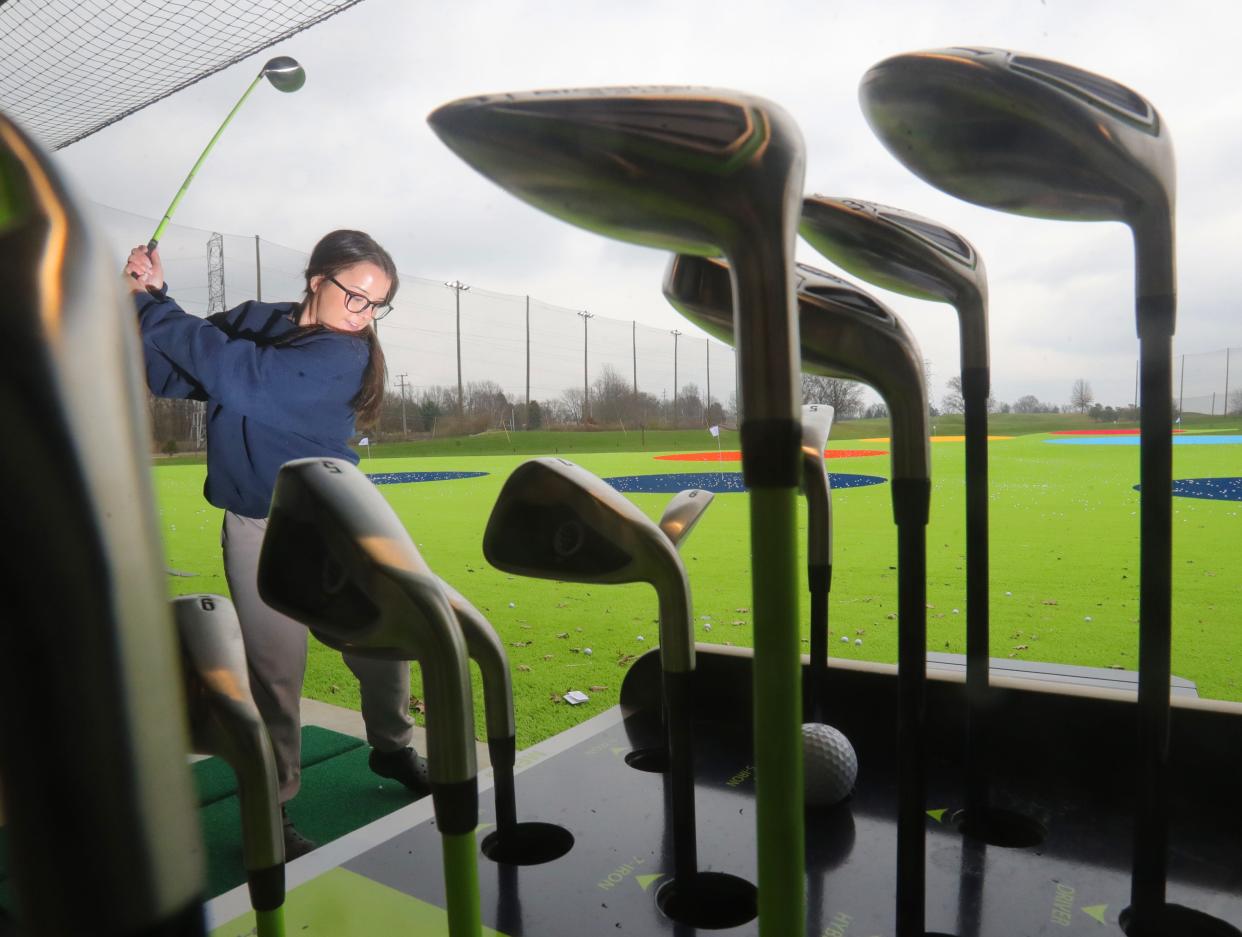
[152,423,1242,748]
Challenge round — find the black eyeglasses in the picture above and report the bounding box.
[327,276,393,320]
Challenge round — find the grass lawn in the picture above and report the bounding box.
[152,416,1242,750]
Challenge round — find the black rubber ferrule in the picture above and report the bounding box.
[489,734,517,770]
[247,864,285,913]
[891,478,932,528]
[432,778,480,835]
[740,418,801,487]
[961,365,990,402]
[807,562,831,593]
[1136,292,1176,341]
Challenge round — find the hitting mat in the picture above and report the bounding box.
[0,724,419,916]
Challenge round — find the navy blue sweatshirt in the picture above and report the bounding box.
[135,288,368,518]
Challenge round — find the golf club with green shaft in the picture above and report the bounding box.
[258,457,481,937]
[429,88,807,937]
[146,56,304,253]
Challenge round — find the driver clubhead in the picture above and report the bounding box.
[261,56,305,93]
[859,47,1174,321]
[664,254,929,484]
[801,195,989,371]
[427,85,806,443]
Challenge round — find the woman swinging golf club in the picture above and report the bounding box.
[125,230,432,859]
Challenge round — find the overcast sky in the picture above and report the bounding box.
[52,0,1242,412]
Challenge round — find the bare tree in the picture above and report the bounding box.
[1229,388,1242,416]
[940,376,965,414]
[1071,379,1094,414]
[802,375,865,419]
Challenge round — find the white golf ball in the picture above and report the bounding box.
[802,722,858,807]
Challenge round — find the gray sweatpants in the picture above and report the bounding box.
[221,511,414,802]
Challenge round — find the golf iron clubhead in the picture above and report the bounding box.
[258,457,475,788]
[0,111,206,936]
[484,457,693,675]
[257,457,483,936]
[659,488,716,550]
[173,595,284,933]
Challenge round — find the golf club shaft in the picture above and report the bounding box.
[441,832,483,937]
[1131,333,1174,924]
[749,487,804,937]
[962,371,991,822]
[895,516,928,937]
[807,570,829,724]
[148,71,265,250]
[664,671,699,883]
[489,738,518,832]
[255,907,285,937]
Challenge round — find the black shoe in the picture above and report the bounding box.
[369,746,431,796]
[281,805,318,861]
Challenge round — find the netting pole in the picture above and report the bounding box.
[254,235,262,301]
[447,280,469,415]
[525,296,530,429]
[706,339,711,427]
[671,329,681,429]
[1224,348,1231,417]
[1178,354,1185,416]
[578,311,593,424]
[632,321,638,397]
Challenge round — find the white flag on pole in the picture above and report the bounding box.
[358,436,370,446]
[709,425,720,437]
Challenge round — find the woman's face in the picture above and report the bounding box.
[301,261,392,332]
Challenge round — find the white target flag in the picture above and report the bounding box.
[709,425,720,437]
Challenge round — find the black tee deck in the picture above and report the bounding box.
[209,645,1242,936]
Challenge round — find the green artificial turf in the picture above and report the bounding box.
[152,421,1242,749]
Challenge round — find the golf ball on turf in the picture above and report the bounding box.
[802,722,858,807]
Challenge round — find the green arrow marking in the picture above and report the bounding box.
[926,809,948,823]
[475,822,496,835]
[611,747,628,757]
[1082,905,1108,925]
[637,873,666,892]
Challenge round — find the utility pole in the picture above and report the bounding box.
[397,372,409,437]
[632,320,638,398]
[446,280,469,415]
[525,295,531,429]
[254,234,262,301]
[670,329,682,429]
[578,311,594,424]
[705,338,711,426]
